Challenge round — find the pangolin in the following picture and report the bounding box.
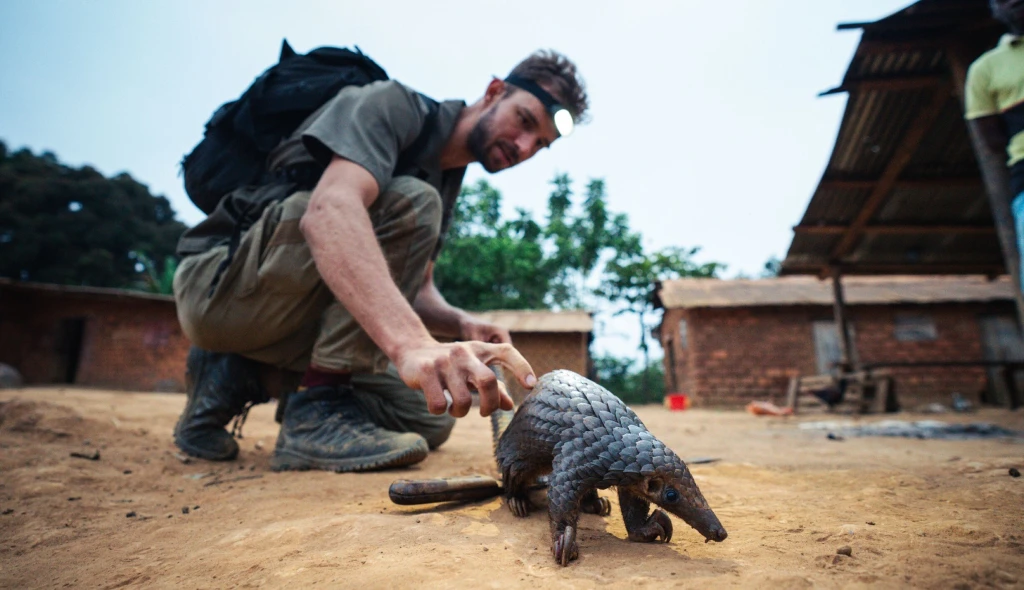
[495,370,728,566]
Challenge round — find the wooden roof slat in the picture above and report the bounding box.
[818,177,979,191]
[783,263,1005,277]
[827,88,951,268]
[820,73,945,96]
[794,224,996,236]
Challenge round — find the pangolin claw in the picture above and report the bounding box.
[553,525,579,566]
[653,509,673,543]
[629,509,673,543]
[507,496,530,518]
[581,496,612,516]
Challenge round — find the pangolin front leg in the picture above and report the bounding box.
[548,478,586,565]
[502,461,542,518]
[618,488,673,543]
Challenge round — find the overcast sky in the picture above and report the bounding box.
[0,0,915,359]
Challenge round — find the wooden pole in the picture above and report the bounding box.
[830,267,858,372]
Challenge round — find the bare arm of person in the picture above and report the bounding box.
[970,115,1009,156]
[413,261,513,344]
[300,156,534,417]
[967,116,1020,291]
[967,116,1015,205]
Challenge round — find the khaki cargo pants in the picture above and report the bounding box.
[173,177,455,448]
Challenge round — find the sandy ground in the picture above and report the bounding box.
[0,388,1022,589]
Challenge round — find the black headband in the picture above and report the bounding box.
[504,75,563,112]
[503,75,576,137]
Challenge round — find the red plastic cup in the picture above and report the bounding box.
[664,393,690,411]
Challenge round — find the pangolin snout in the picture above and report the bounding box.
[686,508,727,543]
[704,525,728,543]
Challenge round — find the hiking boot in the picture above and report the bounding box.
[270,385,429,472]
[173,347,268,461]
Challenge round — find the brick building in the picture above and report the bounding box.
[0,279,592,394]
[655,276,1022,408]
[0,279,190,392]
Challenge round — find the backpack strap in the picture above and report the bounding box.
[394,94,440,180]
[207,95,443,300]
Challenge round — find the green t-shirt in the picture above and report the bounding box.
[965,34,1024,170]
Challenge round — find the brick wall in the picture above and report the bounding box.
[0,289,190,392]
[662,306,818,407]
[504,332,588,403]
[850,304,991,406]
[660,302,1010,408]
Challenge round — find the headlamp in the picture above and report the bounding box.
[503,74,575,137]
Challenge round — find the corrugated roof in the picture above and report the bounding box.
[780,0,1006,277]
[471,310,593,333]
[656,276,1013,309]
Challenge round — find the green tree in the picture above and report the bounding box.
[0,142,187,289]
[543,175,632,309]
[761,255,782,278]
[133,253,178,295]
[434,180,553,310]
[598,245,724,393]
[435,174,637,312]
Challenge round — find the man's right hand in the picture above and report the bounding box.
[394,340,536,418]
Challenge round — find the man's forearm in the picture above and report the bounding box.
[302,183,435,364]
[413,280,470,339]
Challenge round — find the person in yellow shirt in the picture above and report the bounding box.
[965,0,1024,284]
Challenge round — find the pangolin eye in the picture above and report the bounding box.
[664,488,680,503]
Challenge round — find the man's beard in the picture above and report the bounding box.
[467,107,504,173]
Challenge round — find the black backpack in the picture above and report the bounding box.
[181,39,435,214]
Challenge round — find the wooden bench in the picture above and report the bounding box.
[862,361,1024,410]
[786,370,896,415]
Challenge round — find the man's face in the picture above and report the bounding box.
[467,82,562,173]
[992,0,1024,34]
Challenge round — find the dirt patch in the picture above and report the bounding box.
[1,388,1022,588]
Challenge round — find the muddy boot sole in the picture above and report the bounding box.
[174,430,239,462]
[270,439,429,473]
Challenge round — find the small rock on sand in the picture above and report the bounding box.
[837,546,853,557]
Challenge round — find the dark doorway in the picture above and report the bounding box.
[55,318,85,384]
